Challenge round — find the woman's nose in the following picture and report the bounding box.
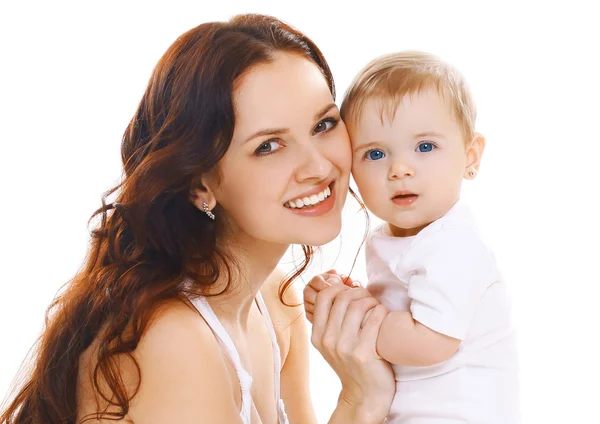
[294,142,333,183]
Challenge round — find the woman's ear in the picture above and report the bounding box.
[464,133,486,180]
[189,174,217,212]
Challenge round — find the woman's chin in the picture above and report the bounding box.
[293,220,342,247]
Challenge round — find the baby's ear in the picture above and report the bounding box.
[464,133,486,180]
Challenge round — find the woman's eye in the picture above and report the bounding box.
[255,140,283,156]
[313,118,338,134]
[417,142,436,153]
[366,149,385,160]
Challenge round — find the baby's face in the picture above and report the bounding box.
[348,87,476,236]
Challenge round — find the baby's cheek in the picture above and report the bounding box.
[351,166,372,191]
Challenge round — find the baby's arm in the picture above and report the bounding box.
[379,224,494,367]
[376,311,460,367]
[306,274,460,366]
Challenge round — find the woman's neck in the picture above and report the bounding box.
[204,234,289,329]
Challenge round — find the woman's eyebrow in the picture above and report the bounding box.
[244,103,338,144]
[314,103,337,120]
[244,127,289,144]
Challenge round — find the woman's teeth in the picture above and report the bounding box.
[285,186,331,209]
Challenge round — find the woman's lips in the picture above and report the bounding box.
[288,182,336,217]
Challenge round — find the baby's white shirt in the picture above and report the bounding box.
[365,200,520,423]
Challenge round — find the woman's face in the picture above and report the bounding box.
[206,52,351,247]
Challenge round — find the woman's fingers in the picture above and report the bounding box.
[340,296,380,333]
[304,275,329,320]
[305,297,314,323]
[307,282,395,418]
[356,303,389,358]
[304,275,331,323]
[328,288,375,330]
[310,283,349,343]
[331,296,380,361]
[321,288,373,348]
[361,303,388,333]
[303,279,319,305]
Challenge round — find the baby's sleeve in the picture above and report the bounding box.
[404,224,496,340]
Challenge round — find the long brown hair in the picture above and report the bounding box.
[1,14,335,424]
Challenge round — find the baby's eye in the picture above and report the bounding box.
[366,149,385,160]
[255,140,283,156]
[416,142,436,153]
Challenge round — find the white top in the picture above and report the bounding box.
[188,292,289,424]
[365,200,520,423]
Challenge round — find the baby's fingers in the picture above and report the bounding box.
[307,275,331,293]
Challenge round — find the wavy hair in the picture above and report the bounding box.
[0,14,335,424]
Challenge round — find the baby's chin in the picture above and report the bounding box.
[379,212,433,236]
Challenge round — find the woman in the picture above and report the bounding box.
[1,13,393,424]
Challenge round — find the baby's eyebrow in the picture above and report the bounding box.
[414,131,446,139]
[353,141,381,153]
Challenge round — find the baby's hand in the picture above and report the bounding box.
[321,269,362,289]
[303,270,363,322]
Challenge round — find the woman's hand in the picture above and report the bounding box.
[304,277,394,423]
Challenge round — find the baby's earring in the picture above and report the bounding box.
[467,168,477,179]
[203,202,215,220]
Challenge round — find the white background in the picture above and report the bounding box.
[1,1,599,422]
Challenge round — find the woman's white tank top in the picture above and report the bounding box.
[188,292,289,424]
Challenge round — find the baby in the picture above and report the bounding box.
[308,52,519,423]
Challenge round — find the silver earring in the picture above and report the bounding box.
[202,202,215,220]
[468,168,477,178]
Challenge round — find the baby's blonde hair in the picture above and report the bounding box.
[341,51,477,142]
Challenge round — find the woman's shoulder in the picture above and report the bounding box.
[127,299,241,421]
[138,298,217,348]
[133,298,231,375]
[77,299,240,422]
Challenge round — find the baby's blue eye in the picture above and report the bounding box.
[367,149,385,160]
[417,142,435,153]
